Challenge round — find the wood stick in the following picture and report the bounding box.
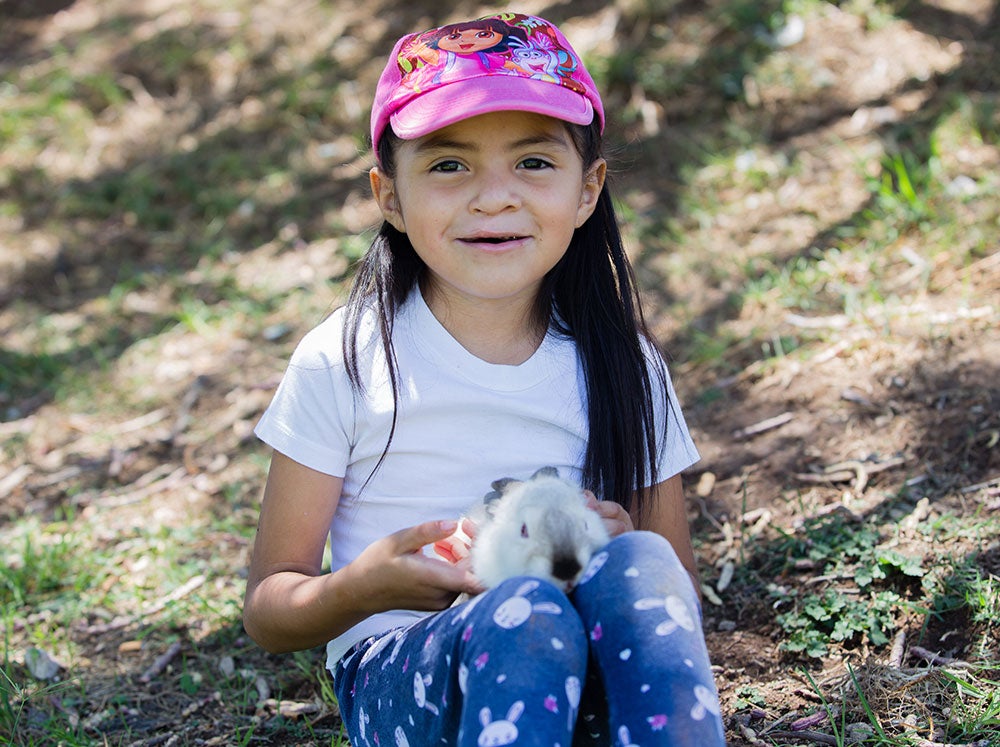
[732,412,794,440]
[889,629,906,668]
[139,641,182,683]
[768,729,840,745]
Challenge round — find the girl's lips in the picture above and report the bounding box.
[459,235,529,248]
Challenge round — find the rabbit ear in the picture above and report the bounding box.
[486,477,520,503]
[507,701,525,722]
[532,466,560,479]
[479,707,492,727]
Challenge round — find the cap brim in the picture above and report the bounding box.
[389,74,594,141]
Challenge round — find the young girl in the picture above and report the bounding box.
[244,12,726,747]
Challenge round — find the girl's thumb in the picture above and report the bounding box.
[406,519,458,549]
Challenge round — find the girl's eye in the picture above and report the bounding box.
[430,160,465,173]
[520,523,529,538]
[519,157,552,170]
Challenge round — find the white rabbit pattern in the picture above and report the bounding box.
[690,684,722,721]
[492,579,563,629]
[413,671,440,716]
[617,725,639,747]
[478,701,524,747]
[632,593,697,636]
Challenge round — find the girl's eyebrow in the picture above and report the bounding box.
[413,131,572,155]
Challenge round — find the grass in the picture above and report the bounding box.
[1,0,998,744]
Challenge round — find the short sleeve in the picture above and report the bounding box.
[254,314,355,477]
[646,341,701,481]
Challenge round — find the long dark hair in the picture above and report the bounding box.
[343,122,668,519]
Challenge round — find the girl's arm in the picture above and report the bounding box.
[586,474,702,598]
[635,474,702,595]
[243,451,480,654]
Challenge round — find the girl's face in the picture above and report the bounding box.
[371,111,605,318]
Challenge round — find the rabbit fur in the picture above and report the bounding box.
[468,467,610,592]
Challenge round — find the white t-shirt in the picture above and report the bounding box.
[254,288,700,667]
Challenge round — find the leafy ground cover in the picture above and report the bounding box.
[1,0,997,745]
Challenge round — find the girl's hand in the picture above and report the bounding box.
[584,490,634,537]
[351,520,483,612]
[432,517,478,564]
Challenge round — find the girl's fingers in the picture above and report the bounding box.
[432,532,470,564]
[589,498,634,536]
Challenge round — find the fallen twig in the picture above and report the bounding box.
[85,465,188,509]
[768,728,840,745]
[959,474,1000,495]
[793,456,907,493]
[167,376,208,444]
[77,575,206,635]
[141,574,206,617]
[909,645,970,668]
[258,699,322,719]
[889,629,906,668]
[0,464,32,499]
[732,412,794,440]
[789,709,834,731]
[736,717,772,746]
[139,641,183,683]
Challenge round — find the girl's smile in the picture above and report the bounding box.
[370,111,605,323]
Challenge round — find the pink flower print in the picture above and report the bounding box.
[474,652,489,671]
[544,695,559,713]
[402,655,410,673]
[423,633,435,650]
[373,732,380,746]
[462,624,474,642]
[590,622,603,641]
[647,714,668,731]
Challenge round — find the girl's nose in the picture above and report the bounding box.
[469,170,522,214]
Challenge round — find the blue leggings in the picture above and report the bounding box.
[332,532,726,746]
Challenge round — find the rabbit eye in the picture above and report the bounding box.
[520,523,529,538]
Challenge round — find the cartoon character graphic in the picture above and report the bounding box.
[477,701,524,747]
[393,14,588,97]
[397,17,528,89]
[505,34,579,88]
[492,579,564,629]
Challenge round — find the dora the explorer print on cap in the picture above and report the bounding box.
[370,12,606,154]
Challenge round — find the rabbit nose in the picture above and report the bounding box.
[552,555,582,582]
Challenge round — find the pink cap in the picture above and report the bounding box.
[371,13,604,156]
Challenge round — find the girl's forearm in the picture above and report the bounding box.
[243,564,370,654]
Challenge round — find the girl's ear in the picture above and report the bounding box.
[370,167,406,232]
[575,158,607,228]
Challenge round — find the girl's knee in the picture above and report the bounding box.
[462,576,586,645]
[607,529,678,562]
[575,531,699,611]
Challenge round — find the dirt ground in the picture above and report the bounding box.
[1,0,998,745]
